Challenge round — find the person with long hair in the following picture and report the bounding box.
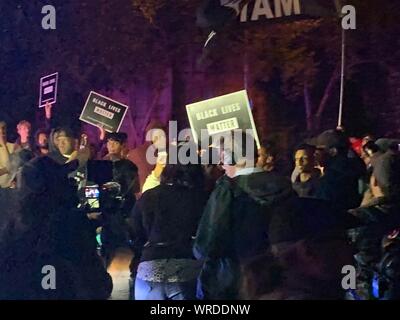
[128,144,207,300]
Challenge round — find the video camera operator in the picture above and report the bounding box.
[81,138,139,267]
[0,154,113,299]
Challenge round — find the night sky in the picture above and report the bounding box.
[1,1,399,146]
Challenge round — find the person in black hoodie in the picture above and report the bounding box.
[311,129,366,211]
[193,131,293,300]
[48,127,78,165]
[128,144,207,300]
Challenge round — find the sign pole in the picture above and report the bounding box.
[337,26,346,128]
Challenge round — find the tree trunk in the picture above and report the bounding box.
[303,83,314,132]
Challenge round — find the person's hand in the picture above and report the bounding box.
[98,125,106,141]
[153,162,165,179]
[76,146,91,166]
[66,150,79,163]
[87,212,102,220]
[45,102,53,119]
[0,134,5,146]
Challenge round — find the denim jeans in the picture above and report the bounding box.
[134,277,197,300]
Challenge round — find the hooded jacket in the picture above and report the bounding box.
[193,170,293,300]
[194,170,293,261]
[47,128,68,164]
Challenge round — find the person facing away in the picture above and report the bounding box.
[128,144,208,300]
[193,130,293,300]
[291,144,321,198]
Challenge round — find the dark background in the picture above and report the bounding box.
[1,0,399,149]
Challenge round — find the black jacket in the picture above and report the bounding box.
[129,184,208,263]
[349,197,400,255]
[315,155,365,210]
[194,171,293,262]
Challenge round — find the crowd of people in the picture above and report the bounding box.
[1,104,400,300]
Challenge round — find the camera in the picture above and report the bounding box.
[79,159,137,216]
[84,185,101,210]
[78,160,120,213]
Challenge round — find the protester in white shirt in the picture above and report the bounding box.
[0,121,16,188]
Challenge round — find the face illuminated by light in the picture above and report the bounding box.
[17,123,31,141]
[257,147,274,172]
[57,134,75,155]
[295,149,314,174]
[107,139,123,156]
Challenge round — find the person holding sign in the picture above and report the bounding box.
[34,128,50,157]
[103,132,128,162]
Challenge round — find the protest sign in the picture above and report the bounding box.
[79,91,129,132]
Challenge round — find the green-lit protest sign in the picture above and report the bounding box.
[186,90,260,148]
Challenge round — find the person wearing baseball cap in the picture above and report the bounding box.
[309,129,366,211]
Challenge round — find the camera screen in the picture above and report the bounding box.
[85,187,100,198]
[88,198,100,209]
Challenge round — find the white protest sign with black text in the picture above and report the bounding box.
[39,72,58,108]
[79,91,129,133]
